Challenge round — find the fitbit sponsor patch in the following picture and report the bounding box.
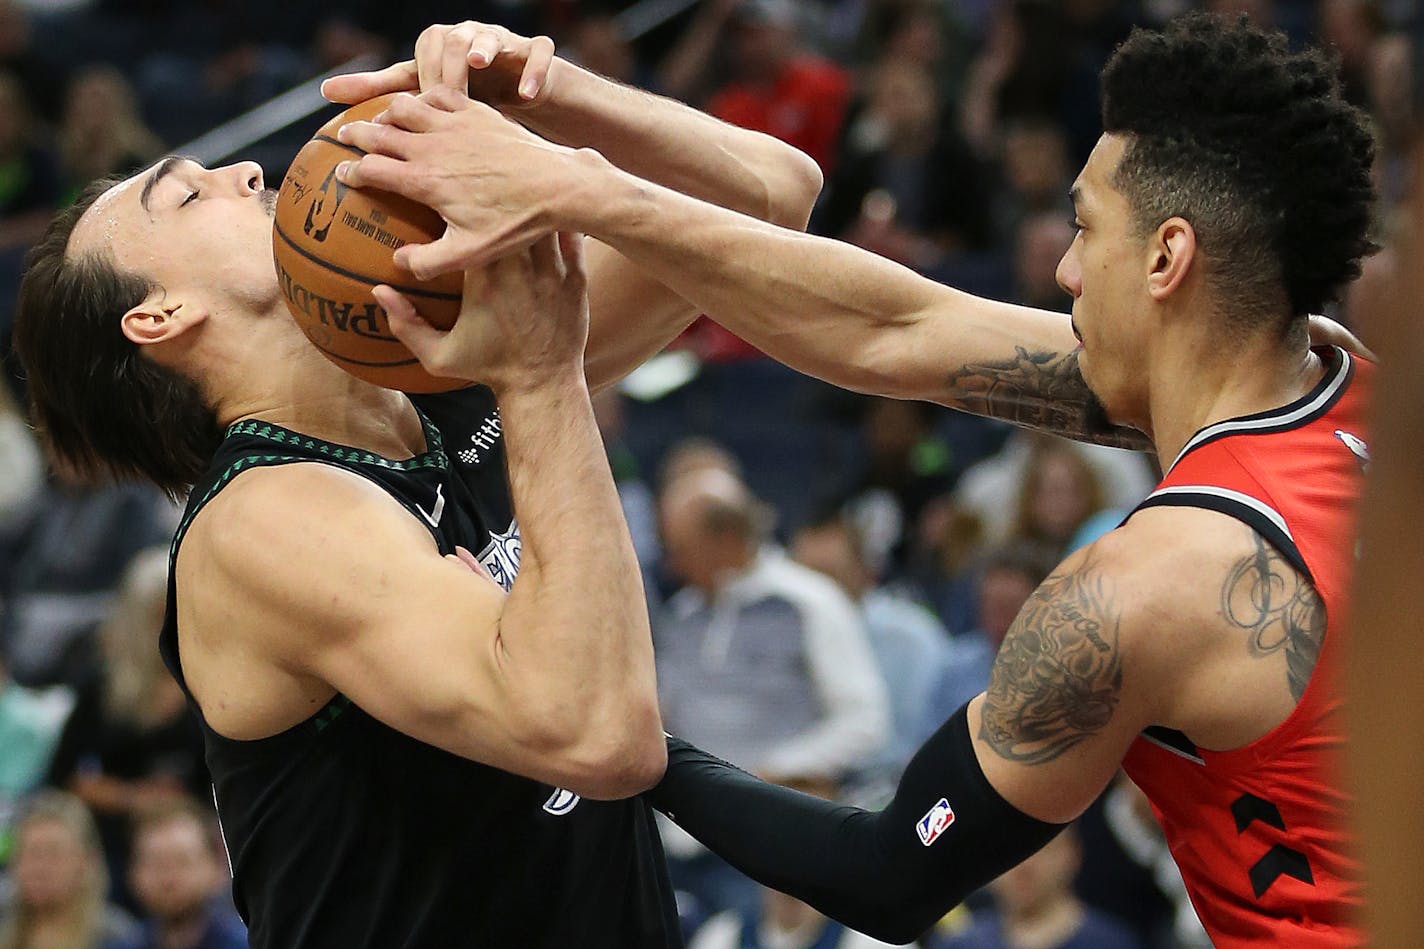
[916,797,956,846]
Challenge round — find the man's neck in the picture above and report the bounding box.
[201,321,427,459]
[1144,314,1322,467]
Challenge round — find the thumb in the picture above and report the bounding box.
[321,62,419,104]
[373,285,448,367]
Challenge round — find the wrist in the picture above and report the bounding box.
[485,364,587,400]
[547,147,622,234]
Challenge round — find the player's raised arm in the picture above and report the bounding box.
[179,234,664,800]
[336,91,1147,449]
[327,21,822,392]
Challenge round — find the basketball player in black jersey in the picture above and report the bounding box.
[12,23,822,947]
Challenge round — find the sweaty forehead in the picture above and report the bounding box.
[68,166,152,262]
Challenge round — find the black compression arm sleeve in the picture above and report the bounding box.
[648,704,1065,945]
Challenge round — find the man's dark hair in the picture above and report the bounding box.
[979,540,1060,590]
[13,176,221,499]
[1101,14,1378,322]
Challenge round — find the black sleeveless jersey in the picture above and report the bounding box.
[159,385,681,949]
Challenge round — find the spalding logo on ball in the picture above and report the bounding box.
[272,93,465,393]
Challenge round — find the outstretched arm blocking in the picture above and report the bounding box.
[653,705,1063,944]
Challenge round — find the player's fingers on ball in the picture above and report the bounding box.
[375,285,443,356]
[335,153,405,193]
[419,84,470,114]
[414,25,447,92]
[520,36,555,99]
[397,237,470,282]
[557,232,587,286]
[467,28,503,68]
[337,120,414,159]
[527,232,559,275]
[383,92,443,132]
[443,23,481,89]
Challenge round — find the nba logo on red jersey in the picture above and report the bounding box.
[916,798,956,846]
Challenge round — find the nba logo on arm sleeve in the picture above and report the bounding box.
[916,798,956,846]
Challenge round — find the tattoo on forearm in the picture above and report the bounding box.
[979,552,1124,764]
[1221,532,1325,701]
[945,347,1152,450]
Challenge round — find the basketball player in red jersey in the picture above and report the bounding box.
[337,14,1377,947]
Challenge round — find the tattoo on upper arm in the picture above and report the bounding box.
[979,551,1124,765]
[1221,532,1325,701]
[944,347,1152,450]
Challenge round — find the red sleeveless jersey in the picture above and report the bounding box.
[1121,346,1372,948]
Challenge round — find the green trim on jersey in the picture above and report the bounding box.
[174,408,448,554]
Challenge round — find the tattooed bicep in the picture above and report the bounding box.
[944,347,1152,451]
[978,549,1125,765]
[1220,529,1326,701]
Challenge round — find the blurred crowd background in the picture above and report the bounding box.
[0,0,1417,947]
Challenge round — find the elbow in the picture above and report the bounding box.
[855,899,957,946]
[763,145,823,230]
[537,698,668,799]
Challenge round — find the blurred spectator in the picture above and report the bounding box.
[960,1,1101,163]
[0,380,42,535]
[122,799,244,949]
[0,657,74,874]
[790,510,951,777]
[593,388,662,589]
[707,0,850,172]
[660,0,852,361]
[1318,0,1417,206]
[817,60,992,267]
[1097,777,1211,948]
[834,397,957,579]
[1010,437,1106,553]
[0,791,138,949]
[57,67,164,199]
[0,72,60,254]
[926,828,1141,949]
[907,495,987,636]
[131,3,313,146]
[654,467,888,924]
[844,0,972,100]
[954,432,1155,548]
[0,1,68,126]
[1319,0,1390,107]
[990,117,1076,247]
[310,15,392,75]
[687,775,900,949]
[919,540,1059,729]
[657,436,744,491]
[562,12,654,89]
[1013,211,1078,311]
[0,478,179,687]
[46,548,208,908]
[655,467,888,783]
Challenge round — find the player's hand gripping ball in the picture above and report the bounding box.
[273,93,464,392]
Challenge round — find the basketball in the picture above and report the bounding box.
[273,93,464,393]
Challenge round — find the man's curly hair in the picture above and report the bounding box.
[1101,14,1378,322]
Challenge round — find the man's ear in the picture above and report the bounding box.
[120,292,208,348]
[1147,217,1197,302]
